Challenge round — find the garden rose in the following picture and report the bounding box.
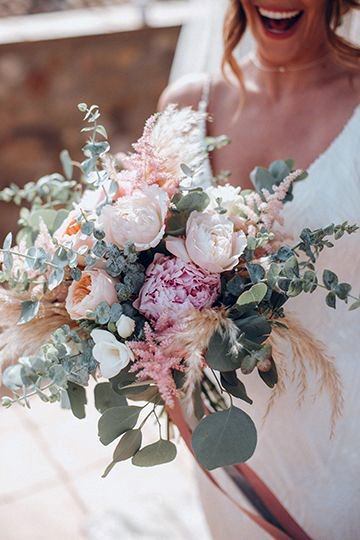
[65,268,117,320]
[91,329,134,379]
[134,254,220,323]
[166,211,247,273]
[206,184,243,215]
[99,184,169,251]
[53,209,94,253]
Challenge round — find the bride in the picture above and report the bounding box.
[159,1,360,539]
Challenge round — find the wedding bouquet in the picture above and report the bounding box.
[1,103,359,475]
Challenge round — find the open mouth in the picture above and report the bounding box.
[256,6,304,37]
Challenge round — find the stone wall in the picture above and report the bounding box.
[0,24,179,237]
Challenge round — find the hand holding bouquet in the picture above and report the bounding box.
[1,103,359,474]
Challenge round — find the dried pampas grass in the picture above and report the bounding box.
[163,308,240,411]
[268,313,343,435]
[166,307,343,434]
[0,287,71,376]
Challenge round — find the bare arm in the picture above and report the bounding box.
[157,73,209,112]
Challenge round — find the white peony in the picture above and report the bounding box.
[166,210,247,274]
[91,329,134,379]
[99,184,169,252]
[116,314,136,339]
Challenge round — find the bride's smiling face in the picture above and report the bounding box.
[240,0,329,63]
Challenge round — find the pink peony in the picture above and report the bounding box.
[133,254,220,324]
[166,210,247,274]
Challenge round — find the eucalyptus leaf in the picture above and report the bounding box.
[176,191,210,213]
[349,299,360,311]
[233,315,271,344]
[98,406,141,445]
[165,213,187,236]
[29,209,58,231]
[18,300,40,325]
[123,386,162,404]
[220,372,253,404]
[94,382,127,413]
[335,282,351,300]
[60,149,73,180]
[3,232,12,251]
[67,382,87,419]
[247,263,265,284]
[48,268,65,291]
[192,406,257,470]
[269,159,290,182]
[258,358,278,388]
[237,283,268,307]
[102,429,142,477]
[326,291,336,309]
[206,331,245,372]
[132,440,177,467]
[323,269,338,290]
[180,163,194,177]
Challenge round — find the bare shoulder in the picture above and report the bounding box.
[157,72,235,112]
[157,73,209,111]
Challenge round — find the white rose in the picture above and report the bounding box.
[166,210,247,273]
[65,268,117,321]
[99,184,169,252]
[91,329,134,379]
[116,314,136,339]
[205,184,243,214]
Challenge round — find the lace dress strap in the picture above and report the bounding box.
[198,74,211,116]
[194,75,215,188]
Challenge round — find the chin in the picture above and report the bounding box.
[244,1,325,64]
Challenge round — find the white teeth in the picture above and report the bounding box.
[258,7,301,19]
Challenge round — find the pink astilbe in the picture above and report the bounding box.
[258,169,303,230]
[128,324,184,406]
[118,105,208,197]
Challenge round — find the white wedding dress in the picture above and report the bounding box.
[195,92,360,539]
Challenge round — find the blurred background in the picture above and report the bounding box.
[0,0,195,237]
[0,1,212,538]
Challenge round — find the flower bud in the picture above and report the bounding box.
[116,314,136,339]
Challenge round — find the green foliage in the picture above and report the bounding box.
[94,383,127,413]
[102,430,143,477]
[205,135,230,152]
[220,371,253,404]
[192,406,257,470]
[18,300,40,325]
[250,159,305,202]
[0,174,80,211]
[78,103,110,186]
[60,149,73,180]
[98,406,142,445]
[132,440,177,467]
[233,314,271,344]
[67,382,87,419]
[206,331,245,372]
[236,283,268,307]
[166,188,210,237]
[258,358,278,388]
